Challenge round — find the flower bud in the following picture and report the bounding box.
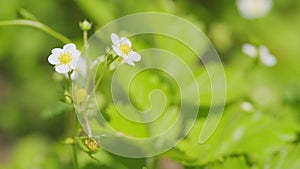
[79,20,92,31]
[85,139,98,152]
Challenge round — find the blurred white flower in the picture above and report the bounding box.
[111,33,141,66]
[240,101,254,112]
[48,43,80,74]
[258,45,277,66]
[242,43,257,58]
[242,43,277,67]
[236,0,273,19]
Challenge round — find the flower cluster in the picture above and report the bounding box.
[48,33,141,77]
[242,43,277,67]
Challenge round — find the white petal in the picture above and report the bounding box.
[70,49,81,58]
[260,53,277,67]
[48,53,60,65]
[258,45,276,66]
[120,37,132,47]
[51,48,63,54]
[63,43,76,52]
[242,43,257,58]
[112,45,123,56]
[55,64,70,74]
[111,33,120,45]
[124,57,135,66]
[129,51,141,61]
[71,71,78,80]
[258,45,269,57]
[69,54,80,69]
[77,57,88,77]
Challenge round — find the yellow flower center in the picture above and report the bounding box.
[59,53,72,64]
[120,43,131,55]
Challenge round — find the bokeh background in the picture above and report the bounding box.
[1,0,300,168]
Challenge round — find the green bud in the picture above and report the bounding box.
[85,138,98,152]
[79,20,92,31]
[64,90,73,104]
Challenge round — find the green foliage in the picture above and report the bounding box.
[263,145,300,169]
[175,104,299,166]
[1,0,300,168]
[210,157,250,169]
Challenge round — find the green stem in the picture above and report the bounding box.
[68,72,73,90]
[146,157,155,169]
[0,19,71,43]
[107,55,119,65]
[72,141,79,169]
[68,73,79,169]
[83,30,88,46]
[93,54,118,92]
[93,63,107,93]
[72,109,79,169]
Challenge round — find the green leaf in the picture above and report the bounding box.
[106,103,149,138]
[175,103,299,166]
[41,101,72,118]
[210,157,250,169]
[262,144,300,169]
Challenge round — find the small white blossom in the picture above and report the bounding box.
[48,43,80,74]
[242,43,257,58]
[111,33,141,66]
[258,45,277,67]
[240,101,254,112]
[242,43,277,67]
[236,0,273,19]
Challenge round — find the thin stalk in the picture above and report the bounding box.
[0,19,71,43]
[146,157,155,169]
[93,55,119,93]
[83,30,88,46]
[81,29,93,137]
[93,53,112,92]
[107,55,119,65]
[68,73,79,169]
[93,63,107,93]
[71,108,79,169]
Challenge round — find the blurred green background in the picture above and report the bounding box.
[1,0,300,168]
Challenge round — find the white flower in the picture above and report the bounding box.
[236,0,273,19]
[242,43,277,67]
[48,43,81,74]
[240,101,254,112]
[242,43,257,58]
[65,56,87,80]
[258,45,277,67]
[111,33,141,66]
